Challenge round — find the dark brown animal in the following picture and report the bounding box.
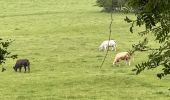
[13,59,30,73]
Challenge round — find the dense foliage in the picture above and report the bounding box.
[125,0,170,79]
[0,39,17,72]
[96,0,127,12]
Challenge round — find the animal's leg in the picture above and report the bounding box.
[28,66,30,73]
[128,60,131,66]
[113,62,115,67]
[125,60,130,66]
[19,67,21,72]
[125,59,128,65]
[24,66,26,73]
[114,45,116,51]
[111,46,114,51]
[104,45,107,51]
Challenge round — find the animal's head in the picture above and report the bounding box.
[99,45,104,51]
[13,66,17,72]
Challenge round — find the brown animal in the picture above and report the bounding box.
[113,52,132,66]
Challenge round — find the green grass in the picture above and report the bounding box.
[0,0,170,100]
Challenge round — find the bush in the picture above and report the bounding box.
[96,0,127,12]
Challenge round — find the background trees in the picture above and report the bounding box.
[96,0,127,12]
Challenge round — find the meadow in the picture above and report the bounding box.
[0,0,170,100]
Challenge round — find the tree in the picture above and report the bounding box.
[96,0,127,12]
[0,38,17,72]
[124,0,170,79]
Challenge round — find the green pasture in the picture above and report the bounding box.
[0,0,170,100]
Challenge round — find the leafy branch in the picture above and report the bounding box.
[0,38,18,72]
[125,0,170,79]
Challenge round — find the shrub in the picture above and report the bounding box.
[96,0,127,12]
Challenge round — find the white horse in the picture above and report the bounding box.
[99,40,117,51]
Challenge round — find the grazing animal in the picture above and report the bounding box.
[13,59,30,73]
[113,52,132,66]
[99,40,117,51]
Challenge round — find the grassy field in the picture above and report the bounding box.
[0,0,170,100]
